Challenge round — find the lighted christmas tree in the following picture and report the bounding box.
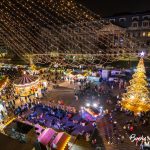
[121,57,150,115]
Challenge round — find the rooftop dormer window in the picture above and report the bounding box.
[109,19,115,23]
[132,21,138,28]
[132,16,139,21]
[119,18,126,22]
[142,21,149,27]
[142,15,150,20]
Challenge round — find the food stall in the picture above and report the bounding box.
[0,101,7,122]
[38,128,56,146]
[38,128,70,150]
[51,132,71,150]
[65,70,89,81]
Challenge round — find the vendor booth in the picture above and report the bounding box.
[65,70,89,81]
[13,73,47,100]
[38,128,56,146]
[51,132,70,150]
[38,128,70,150]
[0,101,7,122]
[0,76,9,94]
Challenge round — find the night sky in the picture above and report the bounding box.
[77,0,150,17]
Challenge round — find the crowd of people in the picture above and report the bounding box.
[100,81,150,149]
[1,67,150,150]
[69,76,150,149]
[14,100,95,138]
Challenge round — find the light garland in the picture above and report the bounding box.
[0,0,139,66]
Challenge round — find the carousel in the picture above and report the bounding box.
[13,73,47,100]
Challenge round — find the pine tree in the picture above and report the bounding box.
[121,58,150,114]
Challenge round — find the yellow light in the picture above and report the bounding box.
[121,58,150,115]
[4,117,16,128]
[130,95,134,99]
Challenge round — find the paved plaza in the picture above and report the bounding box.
[37,81,142,150]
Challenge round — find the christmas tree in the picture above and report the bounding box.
[121,58,150,115]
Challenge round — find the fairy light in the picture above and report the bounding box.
[0,0,138,66]
[44,0,136,56]
[1,0,96,61]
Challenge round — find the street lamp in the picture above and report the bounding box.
[86,103,90,107]
[93,103,98,108]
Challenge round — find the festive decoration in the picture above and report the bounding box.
[13,73,47,98]
[121,58,150,115]
[0,76,9,92]
[1,0,137,65]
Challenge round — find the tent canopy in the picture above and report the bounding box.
[14,74,38,85]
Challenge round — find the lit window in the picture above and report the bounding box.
[132,22,138,27]
[143,32,146,37]
[142,21,149,27]
[148,32,150,37]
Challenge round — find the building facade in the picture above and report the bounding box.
[105,11,150,49]
[41,21,134,53]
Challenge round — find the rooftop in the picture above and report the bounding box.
[107,10,150,18]
[0,133,34,150]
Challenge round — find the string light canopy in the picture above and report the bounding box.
[0,0,138,65]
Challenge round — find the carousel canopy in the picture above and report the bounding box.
[14,74,39,86]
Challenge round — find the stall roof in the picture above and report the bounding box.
[38,128,56,146]
[35,124,44,134]
[52,132,71,150]
[14,74,38,85]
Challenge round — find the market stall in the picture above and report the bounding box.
[0,76,9,93]
[38,128,70,150]
[65,70,89,81]
[0,101,7,122]
[38,128,56,146]
[51,132,71,150]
